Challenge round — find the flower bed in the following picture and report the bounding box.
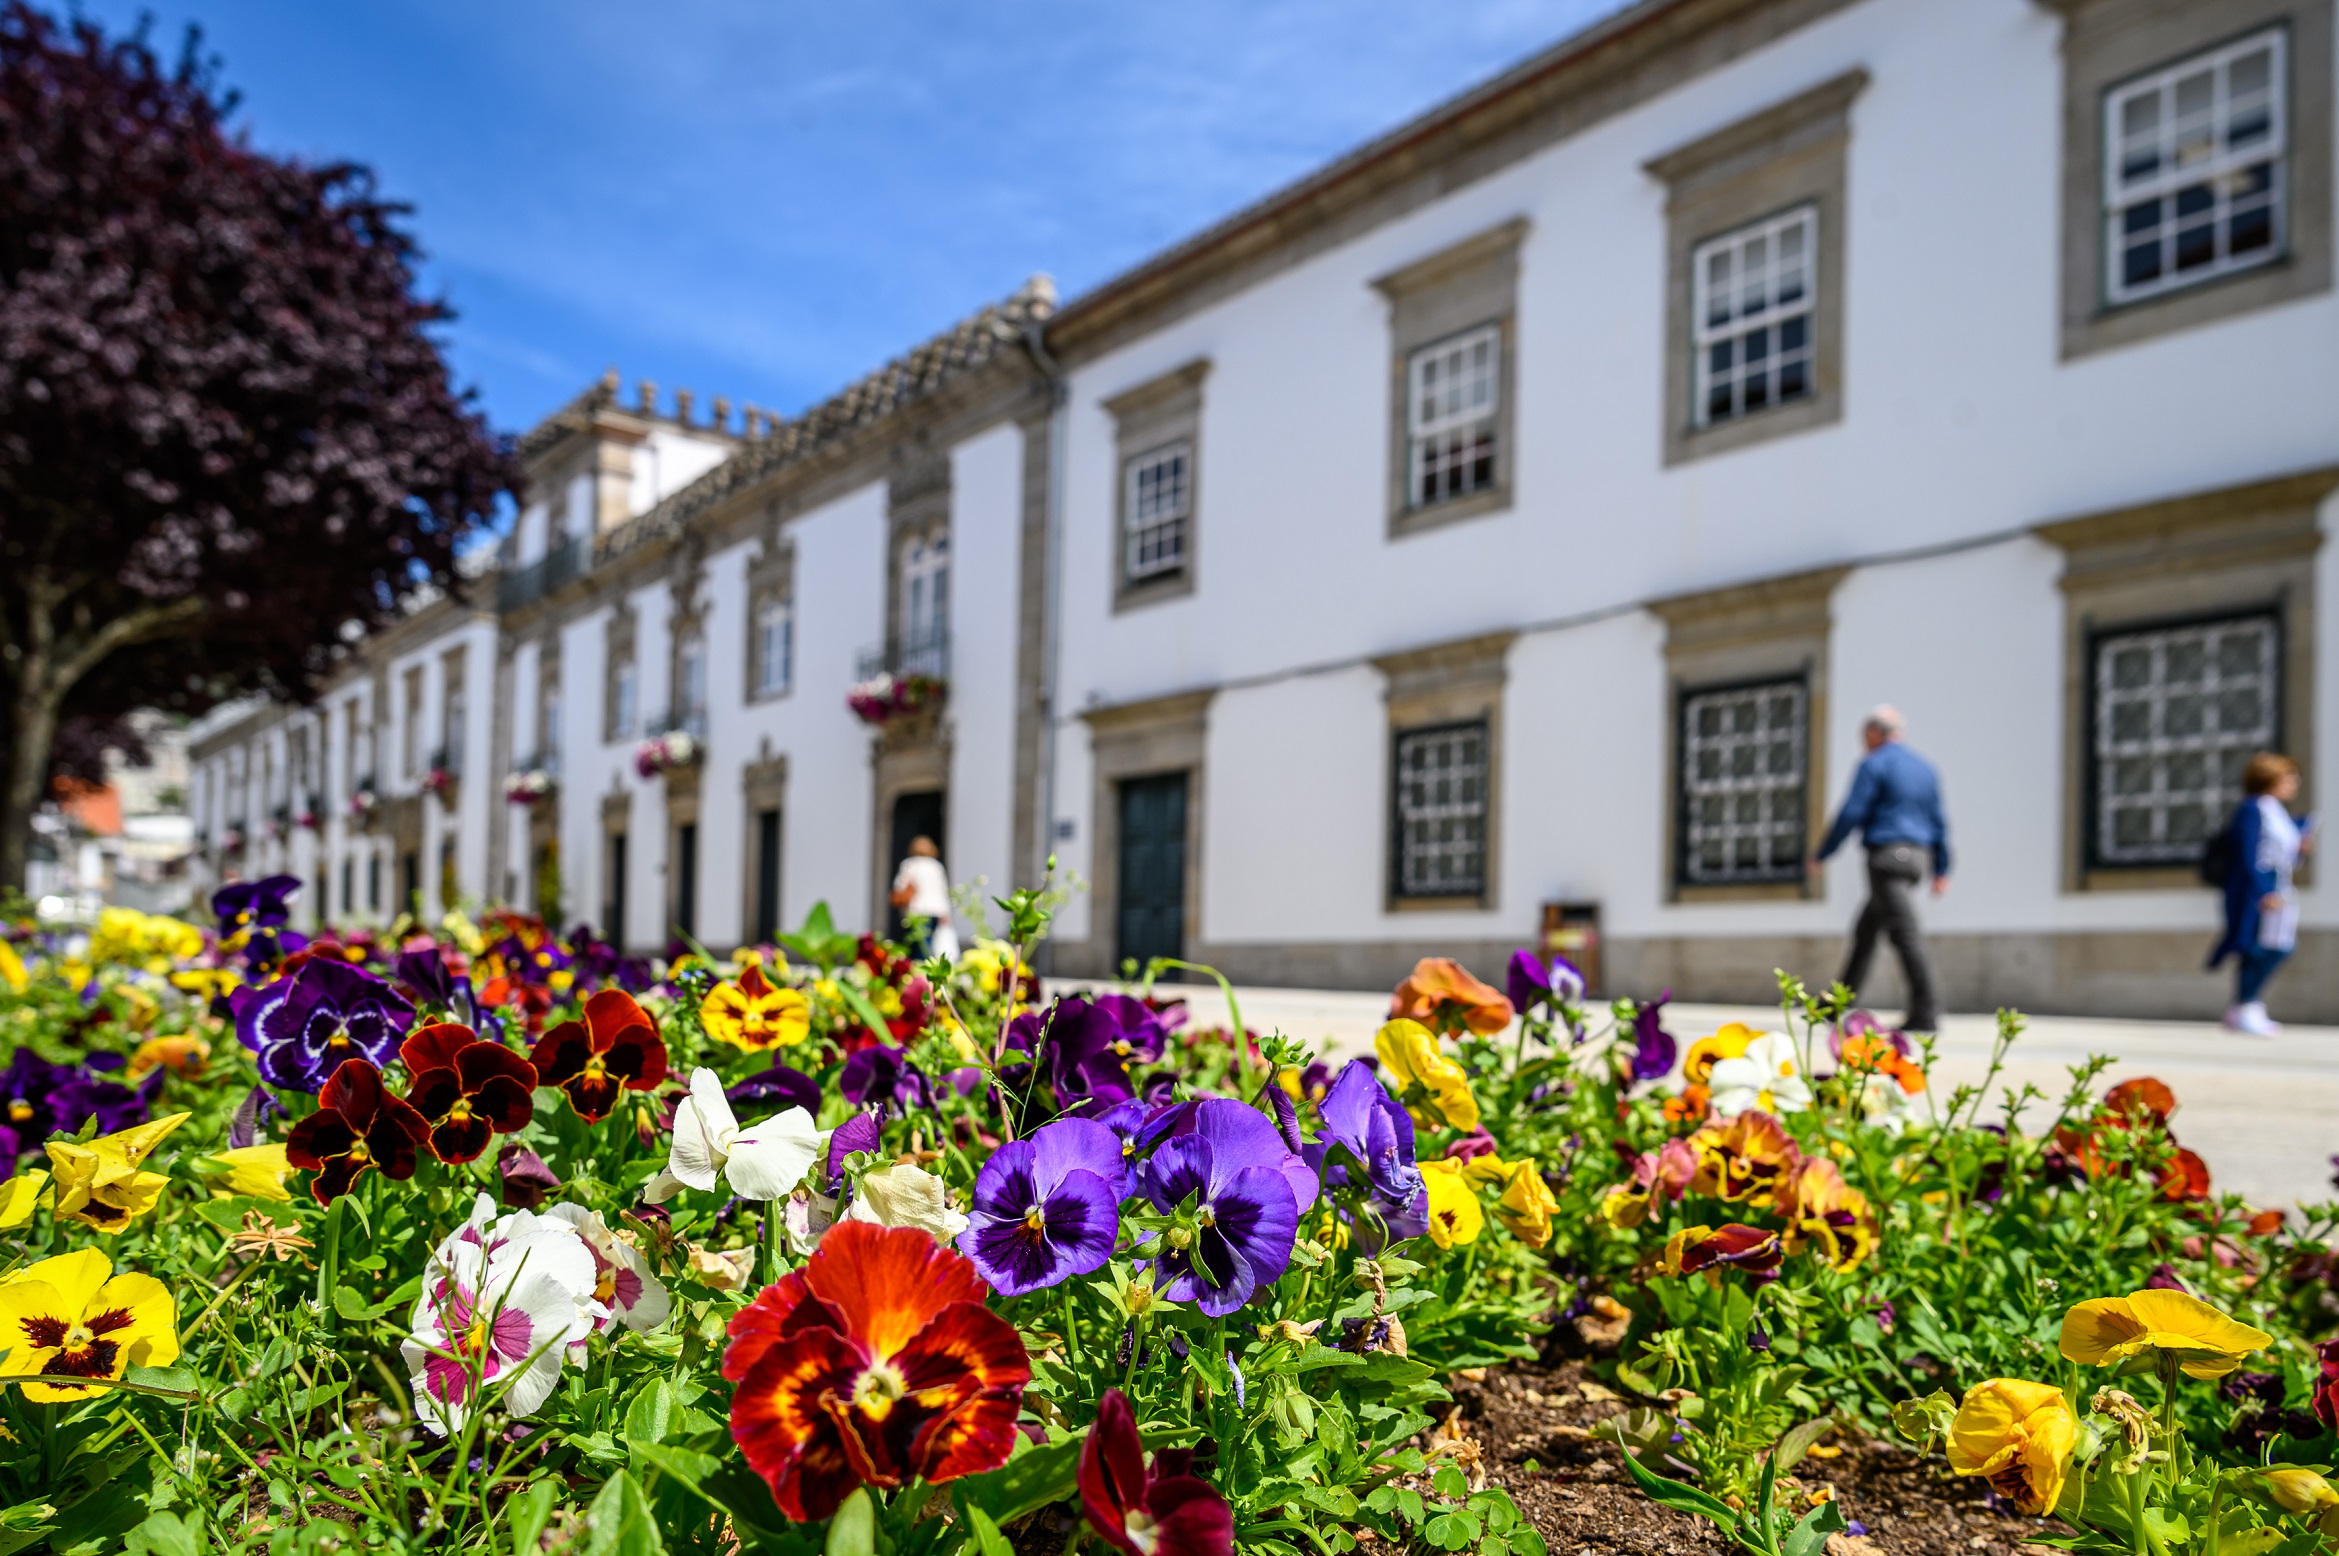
[0,887,2328,1555]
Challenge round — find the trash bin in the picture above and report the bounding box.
[1540,901,1602,998]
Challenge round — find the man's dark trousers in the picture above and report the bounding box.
[1841,842,1939,1031]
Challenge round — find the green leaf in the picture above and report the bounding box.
[1613,1446,1740,1532]
[0,1501,58,1556]
[634,1441,723,1496]
[1782,1497,1848,1556]
[331,1284,400,1322]
[2142,1508,2191,1545]
[825,1488,875,1556]
[508,1482,557,1556]
[1396,1488,1426,1525]
[950,1436,1082,1527]
[1432,1465,1470,1501]
[1774,1418,1835,1473]
[1424,1510,1482,1550]
[1511,1531,1550,1556]
[123,1509,196,1556]
[963,1508,1013,1556]
[120,1364,203,1401]
[2216,1529,2288,1556]
[624,1377,678,1449]
[585,1470,664,1556]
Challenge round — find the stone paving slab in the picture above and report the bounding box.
[1094,982,2339,1214]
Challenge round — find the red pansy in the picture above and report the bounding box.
[528,989,669,1123]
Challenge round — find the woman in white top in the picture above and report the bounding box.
[890,836,959,961]
[2211,752,2313,1036]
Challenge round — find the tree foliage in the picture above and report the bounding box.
[0,2,515,882]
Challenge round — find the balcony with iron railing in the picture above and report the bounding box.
[645,708,708,741]
[854,627,949,683]
[497,535,592,613]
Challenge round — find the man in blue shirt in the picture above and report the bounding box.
[1812,705,1950,1032]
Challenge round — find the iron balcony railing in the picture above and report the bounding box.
[854,628,949,682]
[496,535,592,613]
[645,709,708,741]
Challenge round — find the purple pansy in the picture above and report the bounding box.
[960,1116,1127,1297]
[725,1062,822,1116]
[839,1045,929,1113]
[213,875,301,936]
[234,959,417,1092]
[1029,995,1170,1104]
[52,1069,155,1139]
[1137,1097,1317,1215]
[1308,1059,1423,1205]
[0,1049,71,1161]
[565,925,654,993]
[1135,1099,1309,1316]
[825,1111,884,1187]
[1628,991,1677,1083]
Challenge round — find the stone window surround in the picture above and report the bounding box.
[2038,464,2337,893]
[1647,68,1866,467]
[667,567,709,734]
[886,458,951,650]
[741,746,789,942]
[666,760,701,941]
[1649,565,1845,903]
[744,530,797,703]
[603,606,637,744]
[2042,0,2334,361]
[1102,359,1210,611]
[600,786,632,949]
[1079,689,1212,975]
[1371,218,1528,539]
[1374,631,1512,912]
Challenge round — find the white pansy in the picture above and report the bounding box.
[404,1198,606,1437]
[644,1067,820,1203]
[842,1161,969,1246]
[1707,1032,1813,1118]
[543,1203,672,1335]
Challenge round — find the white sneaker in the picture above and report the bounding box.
[2231,1002,2280,1037]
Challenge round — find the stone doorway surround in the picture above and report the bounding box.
[869,704,950,937]
[1052,688,1212,980]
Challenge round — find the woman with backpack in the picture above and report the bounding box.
[2210,752,2314,1036]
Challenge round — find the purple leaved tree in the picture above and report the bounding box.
[0,5,517,886]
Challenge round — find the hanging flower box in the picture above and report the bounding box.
[505,768,557,806]
[848,671,945,727]
[634,731,702,780]
[348,785,378,820]
[420,765,457,800]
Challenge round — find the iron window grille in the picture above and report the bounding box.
[2088,611,2279,868]
[1123,441,1192,582]
[1678,676,1808,885]
[1392,720,1489,899]
[1692,206,1817,427]
[1406,324,1499,509]
[2104,28,2286,306]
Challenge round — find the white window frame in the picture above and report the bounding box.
[754,596,795,697]
[1405,324,1500,510]
[1122,440,1192,583]
[1677,676,1809,886]
[2103,28,2288,307]
[1691,206,1817,429]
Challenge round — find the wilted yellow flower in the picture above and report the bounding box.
[127,1034,210,1082]
[1420,1158,1483,1249]
[1493,1158,1558,1248]
[0,1170,48,1228]
[687,1245,757,1291]
[205,1143,293,1203]
[0,1247,180,1401]
[1374,1019,1479,1134]
[1946,1379,2077,1515]
[46,1112,189,1233]
[2059,1289,2271,1379]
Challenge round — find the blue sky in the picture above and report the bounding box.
[80,0,1629,435]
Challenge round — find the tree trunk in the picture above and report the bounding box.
[0,674,63,894]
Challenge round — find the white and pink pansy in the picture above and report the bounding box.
[543,1203,671,1337]
[402,1219,604,1437]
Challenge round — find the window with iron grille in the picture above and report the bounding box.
[1407,325,1499,509]
[2090,612,2278,867]
[2104,29,2286,306]
[1692,207,1816,427]
[1123,442,1191,582]
[1678,677,1808,885]
[1392,721,1488,899]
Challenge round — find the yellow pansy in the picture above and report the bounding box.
[0,1170,48,1229]
[0,1247,180,1402]
[0,939,25,994]
[1493,1158,1559,1249]
[204,1143,293,1204]
[1374,1019,1479,1134]
[127,1034,210,1082]
[2059,1289,2271,1379]
[700,963,811,1050]
[1945,1378,2078,1515]
[46,1112,189,1234]
[1459,1151,1513,1189]
[1682,1021,1759,1086]
[1420,1158,1483,1249]
[169,966,241,1003]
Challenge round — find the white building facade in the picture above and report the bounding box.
[194,0,2339,1021]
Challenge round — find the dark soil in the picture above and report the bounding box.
[1437,1353,2062,1556]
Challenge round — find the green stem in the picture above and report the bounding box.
[757,1202,778,1293]
[316,1195,345,1329]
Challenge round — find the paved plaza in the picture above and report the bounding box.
[1098,982,2339,1213]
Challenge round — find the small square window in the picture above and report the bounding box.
[2103,29,2287,306]
[1691,208,1817,428]
[1123,441,1191,582]
[1392,720,1488,899]
[1406,325,1500,509]
[1677,677,1808,885]
[2088,612,2278,868]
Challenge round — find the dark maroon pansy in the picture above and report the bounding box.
[285,1058,430,1204]
[400,1021,538,1164]
[1079,1387,1232,1556]
[529,989,669,1122]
